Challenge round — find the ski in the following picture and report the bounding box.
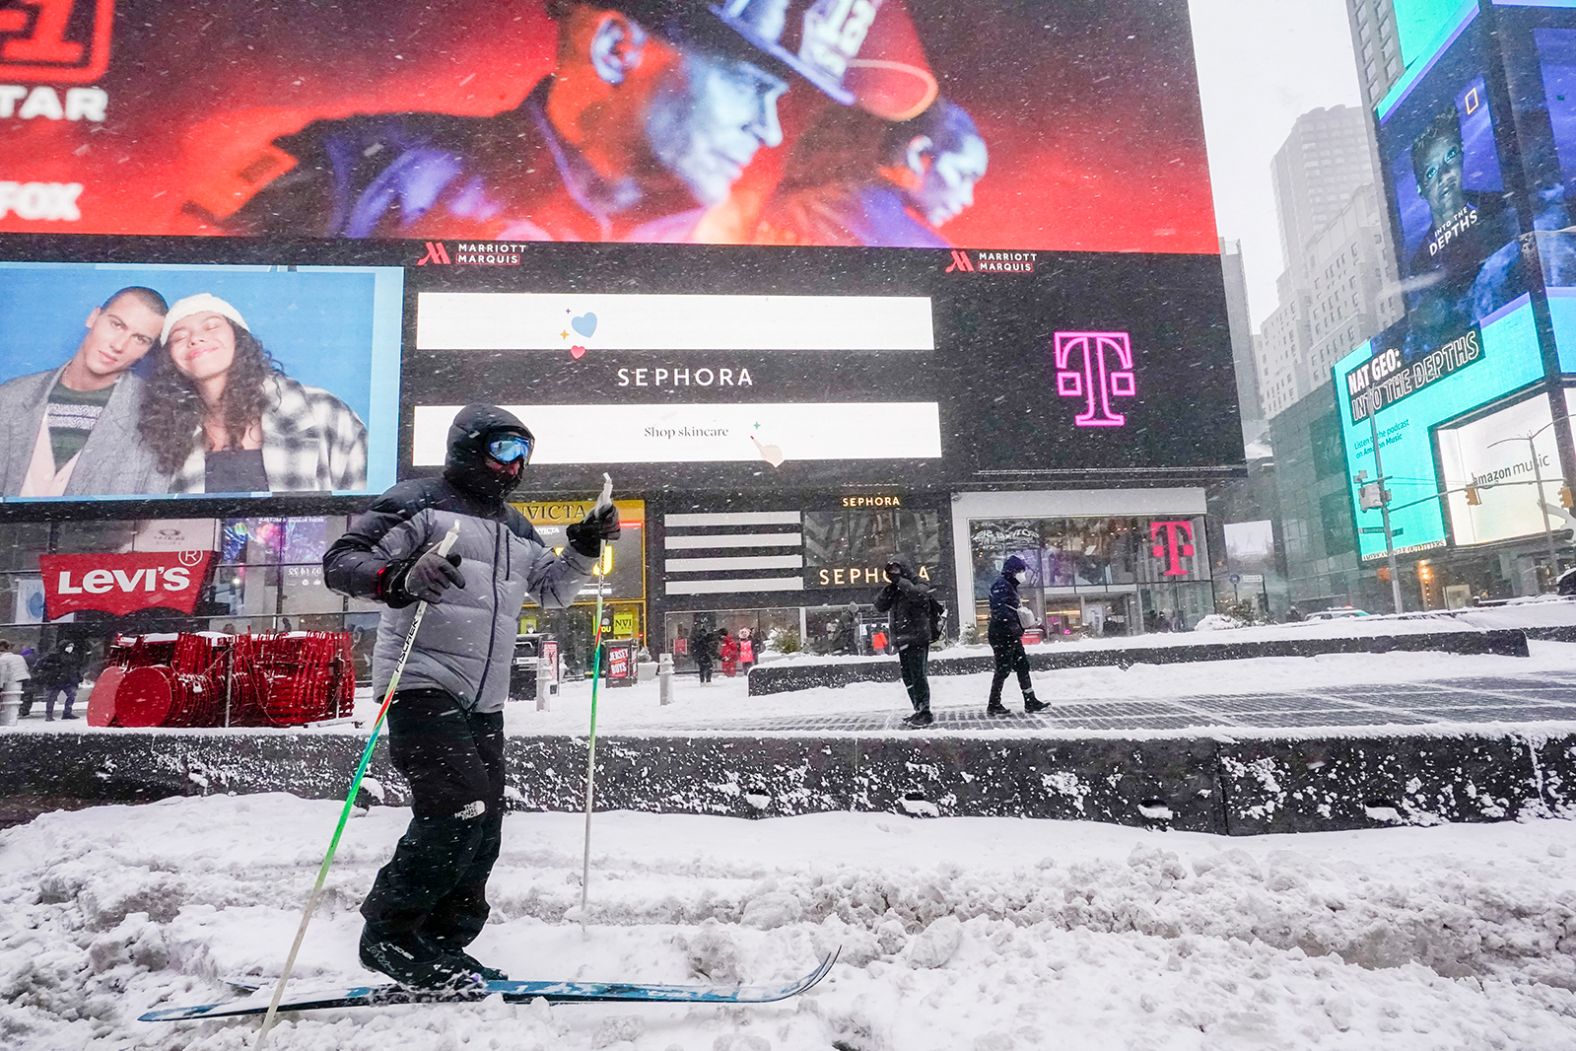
[139,950,837,1022]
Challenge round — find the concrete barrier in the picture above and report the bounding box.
[747,628,1532,696]
[4,722,1572,834]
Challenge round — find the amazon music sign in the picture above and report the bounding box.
[39,550,213,618]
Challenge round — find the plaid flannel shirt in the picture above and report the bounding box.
[170,374,367,494]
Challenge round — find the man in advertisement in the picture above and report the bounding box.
[323,404,621,989]
[1405,106,1520,355]
[227,0,876,242]
[756,97,988,247]
[0,287,169,498]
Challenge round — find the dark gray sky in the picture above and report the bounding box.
[1190,0,1364,327]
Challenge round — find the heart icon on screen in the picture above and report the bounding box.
[571,312,598,338]
[570,345,587,360]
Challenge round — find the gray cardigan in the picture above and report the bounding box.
[0,366,171,498]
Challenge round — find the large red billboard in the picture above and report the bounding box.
[39,550,213,617]
[0,0,1217,253]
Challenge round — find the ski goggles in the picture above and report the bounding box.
[486,434,534,464]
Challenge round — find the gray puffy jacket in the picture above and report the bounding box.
[324,413,596,713]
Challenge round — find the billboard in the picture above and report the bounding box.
[1499,4,1576,370]
[1376,9,1526,365]
[801,503,941,587]
[1335,297,1549,560]
[1436,387,1575,546]
[0,0,1217,254]
[0,260,403,502]
[400,241,1241,489]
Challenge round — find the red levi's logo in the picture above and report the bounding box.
[39,550,213,618]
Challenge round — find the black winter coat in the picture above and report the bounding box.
[988,573,1025,639]
[873,553,939,649]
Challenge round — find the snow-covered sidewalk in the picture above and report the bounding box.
[2,795,1574,1049]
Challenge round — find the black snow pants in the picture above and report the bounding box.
[898,644,931,713]
[987,631,1034,705]
[361,688,505,950]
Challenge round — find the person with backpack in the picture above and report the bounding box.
[986,556,1050,716]
[874,553,944,728]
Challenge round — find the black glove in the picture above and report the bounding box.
[566,503,620,557]
[389,546,465,605]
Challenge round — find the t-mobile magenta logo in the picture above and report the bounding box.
[1150,520,1196,577]
[1053,331,1137,427]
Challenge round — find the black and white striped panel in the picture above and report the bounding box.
[663,511,804,595]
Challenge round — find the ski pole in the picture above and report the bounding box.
[579,474,613,927]
[256,522,462,1046]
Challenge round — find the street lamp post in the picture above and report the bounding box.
[1489,418,1565,589]
[1367,414,1405,615]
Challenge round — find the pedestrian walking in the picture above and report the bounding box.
[986,556,1049,716]
[874,553,943,728]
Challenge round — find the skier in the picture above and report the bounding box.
[874,553,942,728]
[986,556,1049,716]
[322,404,620,989]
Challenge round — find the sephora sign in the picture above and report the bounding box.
[39,551,214,618]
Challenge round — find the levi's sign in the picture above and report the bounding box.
[40,550,213,618]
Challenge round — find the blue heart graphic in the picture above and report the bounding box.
[571,312,598,338]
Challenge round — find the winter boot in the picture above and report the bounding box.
[359,929,485,990]
[424,935,508,982]
[1024,696,1050,713]
[901,709,934,728]
[985,701,1011,717]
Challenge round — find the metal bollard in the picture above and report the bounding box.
[0,684,20,727]
[658,653,674,706]
[535,657,552,712]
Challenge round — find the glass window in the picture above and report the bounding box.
[53,520,135,554]
[0,522,49,571]
[220,518,285,566]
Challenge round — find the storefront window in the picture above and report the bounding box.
[663,607,799,673]
[969,514,1212,635]
[54,520,135,554]
[0,522,48,571]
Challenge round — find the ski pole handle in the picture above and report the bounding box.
[594,472,613,513]
[436,520,462,557]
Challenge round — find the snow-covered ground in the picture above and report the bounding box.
[9,641,1576,739]
[2,795,1574,1049]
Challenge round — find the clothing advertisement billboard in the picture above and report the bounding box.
[0,0,1216,255]
[0,259,403,503]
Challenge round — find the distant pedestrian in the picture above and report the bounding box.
[689,622,716,685]
[0,639,30,715]
[1286,605,1304,622]
[30,639,86,721]
[719,630,740,678]
[874,553,944,728]
[737,628,756,675]
[985,556,1048,716]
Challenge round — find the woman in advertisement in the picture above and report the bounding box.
[138,294,368,494]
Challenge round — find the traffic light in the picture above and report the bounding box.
[1465,484,1482,506]
[1562,486,1575,510]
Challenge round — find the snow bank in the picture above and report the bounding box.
[2,796,1575,1049]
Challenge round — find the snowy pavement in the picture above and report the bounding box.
[2,795,1575,1049]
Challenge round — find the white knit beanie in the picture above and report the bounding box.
[160,293,250,344]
